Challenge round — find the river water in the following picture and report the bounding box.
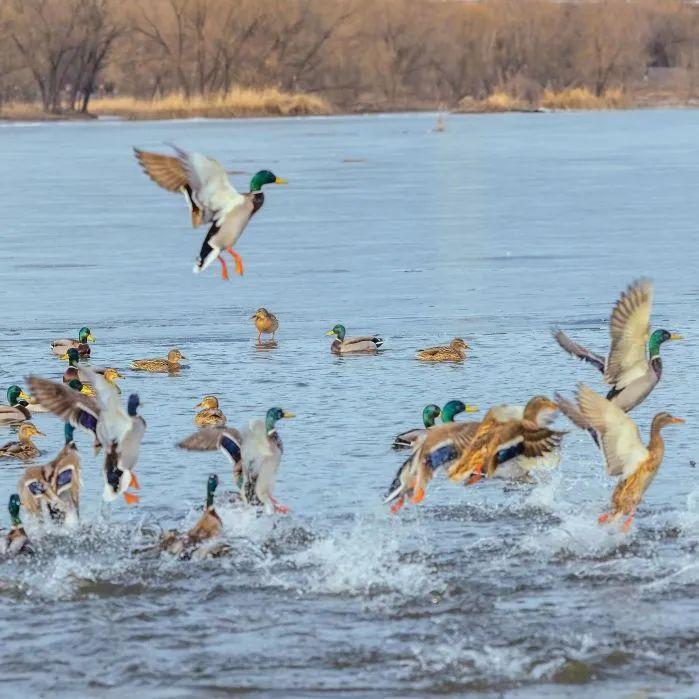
[0,111,697,697]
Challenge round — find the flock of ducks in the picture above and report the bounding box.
[0,143,686,559]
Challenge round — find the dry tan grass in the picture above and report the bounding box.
[89,87,332,119]
[0,87,332,121]
[541,87,630,110]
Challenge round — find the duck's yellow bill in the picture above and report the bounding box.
[81,386,93,396]
[325,330,336,336]
[669,416,686,424]
[275,177,288,185]
[87,334,95,342]
[59,353,69,361]
[19,391,31,402]
[464,405,479,413]
[670,333,684,340]
[282,411,295,419]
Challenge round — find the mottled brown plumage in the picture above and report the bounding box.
[194,396,226,427]
[415,338,469,362]
[251,308,279,343]
[132,348,186,373]
[0,423,45,461]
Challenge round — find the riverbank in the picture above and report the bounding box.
[1,87,697,121]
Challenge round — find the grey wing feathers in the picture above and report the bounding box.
[177,427,242,451]
[552,329,605,374]
[26,375,100,423]
[554,392,591,430]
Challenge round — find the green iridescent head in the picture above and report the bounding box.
[250,170,287,192]
[442,400,479,422]
[65,347,80,366]
[7,385,30,407]
[206,474,219,508]
[422,404,441,428]
[8,494,21,527]
[265,407,295,433]
[326,324,346,341]
[78,327,94,344]
[648,329,683,357]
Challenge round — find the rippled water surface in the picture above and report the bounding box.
[0,111,698,698]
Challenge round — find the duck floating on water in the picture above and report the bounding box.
[0,386,33,425]
[51,327,94,358]
[132,348,186,373]
[0,423,45,461]
[194,396,226,427]
[416,338,470,362]
[1,495,33,557]
[326,324,383,354]
[134,145,286,280]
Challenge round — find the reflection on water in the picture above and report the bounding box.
[0,111,698,697]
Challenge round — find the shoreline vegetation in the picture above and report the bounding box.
[0,87,695,122]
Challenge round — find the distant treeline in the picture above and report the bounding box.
[1,0,699,114]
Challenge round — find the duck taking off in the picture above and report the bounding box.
[552,279,682,415]
[558,383,684,532]
[134,146,286,280]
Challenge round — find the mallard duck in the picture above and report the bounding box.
[239,407,294,513]
[178,425,243,490]
[1,495,33,556]
[0,423,45,461]
[134,145,286,280]
[326,324,383,354]
[553,279,682,415]
[131,348,186,372]
[151,475,228,559]
[62,348,124,393]
[27,373,144,504]
[193,396,226,427]
[447,396,564,485]
[558,383,683,532]
[392,400,478,449]
[416,338,470,362]
[18,423,81,522]
[51,327,94,358]
[251,308,279,343]
[0,385,33,425]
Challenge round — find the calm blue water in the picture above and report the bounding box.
[0,111,697,697]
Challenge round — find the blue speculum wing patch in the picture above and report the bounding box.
[79,410,98,433]
[220,435,241,462]
[427,444,459,471]
[497,444,523,464]
[56,469,73,488]
[28,480,45,496]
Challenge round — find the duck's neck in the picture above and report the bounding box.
[647,424,665,462]
[650,355,663,380]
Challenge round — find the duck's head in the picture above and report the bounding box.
[450,338,470,350]
[652,412,685,431]
[168,348,186,363]
[127,394,141,417]
[61,347,81,365]
[422,404,442,428]
[19,423,45,441]
[103,368,123,384]
[8,494,21,526]
[206,473,219,508]
[68,379,92,395]
[442,400,479,422]
[64,422,76,445]
[251,308,270,321]
[326,324,346,341]
[265,407,295,433]
[79,327,95,344]
[649,329,683,357]
[7,385,31,407]
[523,396,559,425]
[250,170,287,192]
[196,395,219,410]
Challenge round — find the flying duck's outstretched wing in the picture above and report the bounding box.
[134,148,189,192]
[604,279,654,390]
[552,329,605,374]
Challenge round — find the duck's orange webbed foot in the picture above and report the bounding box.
[466,472,483,487]
[269,496,289,514]
[130,473,141,491]
[621,513,635,533]
[389,496,405,515]
[598,512,611,524]
[218,255,230,281]
[411,487,425,505]
[123,491,140,505]
[227,248,244,276]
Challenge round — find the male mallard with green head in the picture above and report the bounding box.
[0,385,33,425]
[51,327,94,358]
[553,279,682,416]
[134,146,287,280]
[62,348,124,393]
[326,324,383,354]
[393,400,478,449]
[1,495,33,556]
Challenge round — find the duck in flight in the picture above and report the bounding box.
[134,145,286,280]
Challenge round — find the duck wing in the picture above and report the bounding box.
[134,148,189,192]
[604,279,653,389]
[552,329,605,374]
[26,375,100,436]
[575,383,648,478]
